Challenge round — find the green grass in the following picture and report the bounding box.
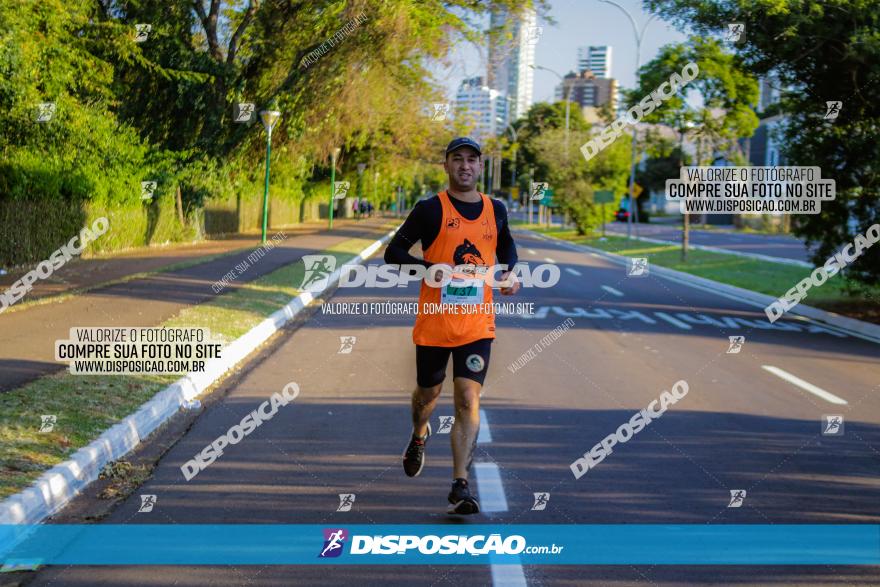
[525,225,880,309]
[0,230,391,499]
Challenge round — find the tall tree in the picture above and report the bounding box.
[645,0,880,286]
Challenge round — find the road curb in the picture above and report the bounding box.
[604,231,813,268]
[0,228,396,525]
[522,229,880,345]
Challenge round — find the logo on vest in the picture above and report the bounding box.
[454,239,486,267]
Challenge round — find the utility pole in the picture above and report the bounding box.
[599,0,656,239]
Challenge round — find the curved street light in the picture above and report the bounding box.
[530,64,571,159]
[597,0,657,238]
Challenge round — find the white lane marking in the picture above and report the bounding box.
[473,462,508,513]
[544,257,556,264]
[490,559,527,587]
[526,248,537,255]
[761,365,848,405]
[565,268,582,276]
[477,409,492,443]
[654,311,693,330]
[475,412,526,586]
[590,252,601,258]
[600,285,624,297]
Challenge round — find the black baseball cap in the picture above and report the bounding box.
[445,137,482,157]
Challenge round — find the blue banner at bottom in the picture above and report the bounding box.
[1,525,878,565]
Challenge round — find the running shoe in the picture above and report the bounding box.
[447,478,480,515]
[402,423,431,477]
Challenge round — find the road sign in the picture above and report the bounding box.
[594,190,614,204]
[510,186,519,200]
[541,188,554,207]
[630,182,643,197]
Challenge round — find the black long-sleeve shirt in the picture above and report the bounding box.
[384,193,518,269]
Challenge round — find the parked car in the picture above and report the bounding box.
[615,199,650,223]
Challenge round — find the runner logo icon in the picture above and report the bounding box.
[727,336,745,354]
[301,255,337,292]
[319,528,348,558]
[438,416,455,433]
[337,493,356,512]
[138,494,156,513]
[338,336,356,354]
[627,257,649,277]
[727,489,746,508]
[531,492,550,511]
[824,101,842,120]
[725,23,745,44]
[822,415,844,436]
[39,415,57,433]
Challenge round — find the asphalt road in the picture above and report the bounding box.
[509,209,813,263]
[0,218,393,392]
[603,221,814,263]
[30,229,880,586]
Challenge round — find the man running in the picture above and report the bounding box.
[384,136,520,515]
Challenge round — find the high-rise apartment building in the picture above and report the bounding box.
[454,77,508,142]
[576,45,612,78]
[486,7,537,123]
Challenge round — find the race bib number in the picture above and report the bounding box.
[441,275,484,306]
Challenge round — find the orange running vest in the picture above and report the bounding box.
[412,190,497,347]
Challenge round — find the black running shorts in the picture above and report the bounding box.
[416,338,493,388]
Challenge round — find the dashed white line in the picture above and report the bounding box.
[473,413,527,586]
[544,257,556,264]
[654,311,693,330]
[565,268,582,276]
[477,409,492,443]
[600,285,624,297]
[761,365,849,405]
[526,248,537,255]
[473,462,508,513]
[490,558,527,587]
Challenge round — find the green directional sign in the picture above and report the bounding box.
[594,190,614,204]
[541,188,555,207]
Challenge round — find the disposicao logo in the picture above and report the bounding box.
[319,528,348,558]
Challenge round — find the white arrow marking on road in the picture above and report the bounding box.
[600,285,624,297]
[565,268,582,276]
[544,257,556,264]
[654,311,692,330]
[761,365,848,405]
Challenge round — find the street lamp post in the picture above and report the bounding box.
[598,0,657,239]
[498,116,519,208]
[329,147,341,229]
[356,163,366,220]
[259,110,281,244]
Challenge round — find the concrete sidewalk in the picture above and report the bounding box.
[0,217,396,392]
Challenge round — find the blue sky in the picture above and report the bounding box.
[436,0,689,104]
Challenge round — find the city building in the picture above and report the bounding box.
[554,70,617,109]
[453,76,509,142]
[577,45,612,79]
[486,7,537,123]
